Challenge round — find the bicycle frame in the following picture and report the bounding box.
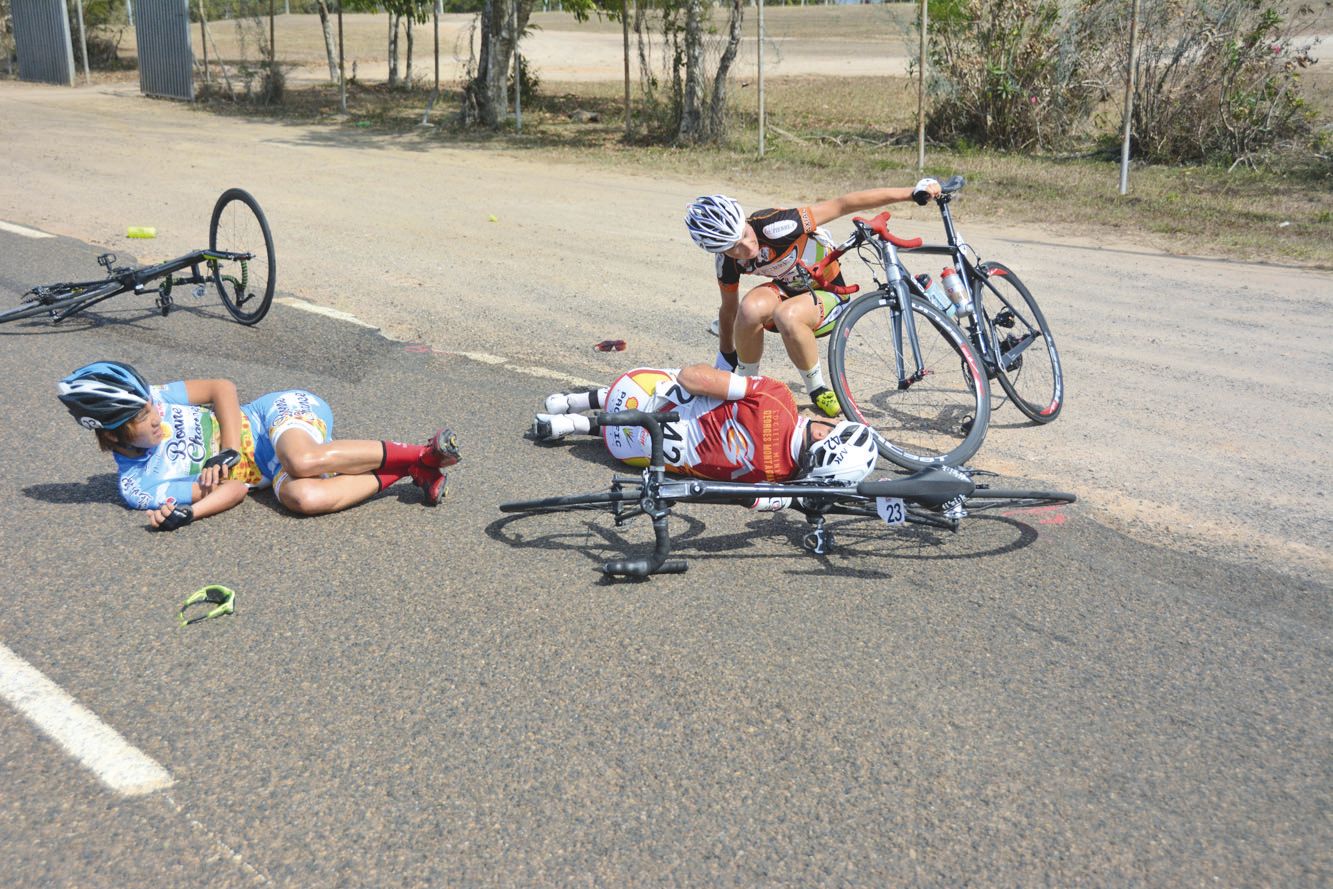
[901,195,1040,376]
[805,215,939,391]
[504,409,976,577]
[29,247,252,323]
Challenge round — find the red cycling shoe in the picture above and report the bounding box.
[409,463,448,506]
[421,428,461,469]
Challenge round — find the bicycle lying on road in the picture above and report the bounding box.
[0,188,276,327]
[499,409,1076,578]
[809,176,1063,471]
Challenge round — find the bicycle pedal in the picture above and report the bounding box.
[526,417,555,442]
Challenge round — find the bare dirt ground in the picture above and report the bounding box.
[0,80,1330,583]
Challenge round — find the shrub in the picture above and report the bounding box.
[1129,0,1325,166]
[923,0,1116,151]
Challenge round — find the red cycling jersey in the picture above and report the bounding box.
[601,368,804,482]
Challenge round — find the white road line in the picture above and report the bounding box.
[0,643,174,797]
[275,296,377,328]
[279,297,603,388]
[0,220,55,239]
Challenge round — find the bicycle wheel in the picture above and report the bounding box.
[963,488,1077,510]
[0,283,116,325]
[972,262,1062,423]
[499,488,638,513]
[208,188,276,325]
[829,289,990,470]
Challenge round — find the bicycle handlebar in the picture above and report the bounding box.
[588,409,688,576]
[802,211,924,293]
[590,409,681,470]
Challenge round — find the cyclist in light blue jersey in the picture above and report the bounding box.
[57,361,460,530]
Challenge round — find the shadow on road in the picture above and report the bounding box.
[486,505,1049,580]
[24,474,120,505]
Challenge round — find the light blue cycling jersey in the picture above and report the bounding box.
[113,382,334,510]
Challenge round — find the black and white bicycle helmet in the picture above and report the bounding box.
[57,360,152,430]
[685,194,746,253]
[803,421,879,484]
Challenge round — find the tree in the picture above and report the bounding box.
[632,0,745,143]
[313,0,338,82]
[463,0,537,126]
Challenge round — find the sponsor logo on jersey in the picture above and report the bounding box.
[753,252,799,279]
[120,475,152,509]
[762,219,799,239]
[718,415,757,479]
[164,406,207,464]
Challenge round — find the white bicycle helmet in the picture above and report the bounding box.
[685,195,746,253]
[803,421,878,484]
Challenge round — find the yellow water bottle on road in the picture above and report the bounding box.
[126,226,156,238]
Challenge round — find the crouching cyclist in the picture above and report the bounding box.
[684,178,941,418]
[57,360,460,530]
[529,363,879,487]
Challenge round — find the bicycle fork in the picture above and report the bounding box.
[878,244,931,390]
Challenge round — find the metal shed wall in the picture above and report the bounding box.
[134,0,193,100]
[12,0,75,86]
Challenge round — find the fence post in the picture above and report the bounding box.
[1118,0,1140,195]
[757,0,765,158]
[622,0,632,137]
[916,0,926,170]
[74,0,90,82]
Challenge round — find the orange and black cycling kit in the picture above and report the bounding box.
[715,206,846,299]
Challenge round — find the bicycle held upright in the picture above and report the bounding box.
[902,175,1064,424]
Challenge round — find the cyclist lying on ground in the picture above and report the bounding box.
[530,363,878,486]
[684,178,942,418]
[57,360,460,530]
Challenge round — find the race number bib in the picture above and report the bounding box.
[876,497,906,525]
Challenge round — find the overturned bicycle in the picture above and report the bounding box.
[499,409,1076,578]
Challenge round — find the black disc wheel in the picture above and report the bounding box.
[208,188,276,325]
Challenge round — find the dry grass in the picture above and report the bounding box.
[107,7,1333,266]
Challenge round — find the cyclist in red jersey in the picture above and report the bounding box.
[529,364,879,486]
[684,179,942,417]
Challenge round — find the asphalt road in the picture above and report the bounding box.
[0,231,1328,886]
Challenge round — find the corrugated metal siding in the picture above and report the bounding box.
[12,0,75,86]
[134,0,193,100]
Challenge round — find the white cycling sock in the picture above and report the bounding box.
[799,364,827,395]
[735,359,761,377]
[544,389,605,414]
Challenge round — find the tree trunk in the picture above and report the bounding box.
[705,0,744,140]
[678,0,704,141]
[388,14,400,88]
[466,0,534,128]
[315,0,337,83]
[405,15,414,88]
